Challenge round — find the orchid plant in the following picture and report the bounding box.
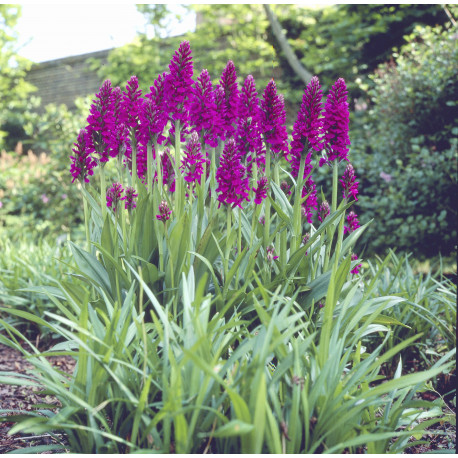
[1,40,454,454]
[69,40,365,313]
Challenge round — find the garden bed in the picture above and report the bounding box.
[0,342,75,453]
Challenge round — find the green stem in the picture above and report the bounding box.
[291,154,306,254]
[121,207,128,260]
[210,146,218,219]
[155,139,163,197]
[196,157,206,245]
[114,211,122,305]
[131,131,138,186]
[99,165,107,224]
[263,145,271,251]
[82,186,91,252]
[147,141,153,195]
[165,223,176,315]
[280,229,287,267]
[174,120,182,217]
[331,160,339,214]
[324,160,340,271]
[250,203,261,248]
[273,162,280,187]
[236,207,242,287]
[224,206,232,293]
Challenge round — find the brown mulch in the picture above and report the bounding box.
[0,341,75,453]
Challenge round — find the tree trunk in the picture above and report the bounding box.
[263,4,313,85]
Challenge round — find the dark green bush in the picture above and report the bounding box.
[352,25,457,257]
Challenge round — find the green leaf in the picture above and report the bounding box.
[202,420,254,438]
[373,314,411,328]
[68,241,112,300]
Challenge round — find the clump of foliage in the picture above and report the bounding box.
[353,25,457,257]
[0,149,84,239]
[0,234,79,339]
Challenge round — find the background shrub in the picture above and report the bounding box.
[352,25,457,257]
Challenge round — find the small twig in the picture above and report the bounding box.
[203,416,218,454]
[15,432,68,449]
[443,5,457,27]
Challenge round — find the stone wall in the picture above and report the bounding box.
[25,49,112,110]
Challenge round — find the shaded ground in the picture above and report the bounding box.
[0,341,455,453]
[0,342,75,453]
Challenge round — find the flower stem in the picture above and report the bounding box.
[174,120,182,217]
[273,162,280,186]
[236,207,242,287]
[210,145,218,219]
[323,160,340,271]
[99,165,107,223]
[291,154,306,254]
[263,145,272,251]
[147,141,153,195]
[332,160,339,214]
[131,130,138,185]
[82,186,91,252]
[155,139,163,197]
[224,206,232,292]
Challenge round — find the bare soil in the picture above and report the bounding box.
[0,341,75,453]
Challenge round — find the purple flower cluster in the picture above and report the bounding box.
[288,77,325,223]
[235,75,265,171]
[260,79,289,159]
[318,200,330,223]
[340,163,359,200]
[218,60,240,139]
[122,186,138,211]
[320,78,351,166]
[157,149,176,193]
[290,76,324,160]
[106,182,124,213]
[216,138,250,209]
[164,41,194,125]
[70,129,97,183]
[71,41,361,236]
[351,253,362,275]
[266,245,279,263]
[189,69,220,147]
[253,176,269,205]
[85,80,117,163]
[180,132,205,186]
[345,211,360,234]
[120,76,143,130]
[138,73,169,148]
[157,200,172,223]
[105,182,138,212]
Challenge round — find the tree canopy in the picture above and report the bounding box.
[93,4,451,109]
[0,5,35,148]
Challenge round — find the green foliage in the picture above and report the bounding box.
[95,4,449,108]
[364,251,457,372]
[20,98,90,163]
[273,4,450,98]
[1,263,454,453]
[0,149,84,240]
[0,38,456,454]
[0,5,36,149]
[0,233,79,339]
[352,25,458,256]
[93,5,278,99]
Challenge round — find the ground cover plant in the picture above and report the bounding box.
[0,41,455,453]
